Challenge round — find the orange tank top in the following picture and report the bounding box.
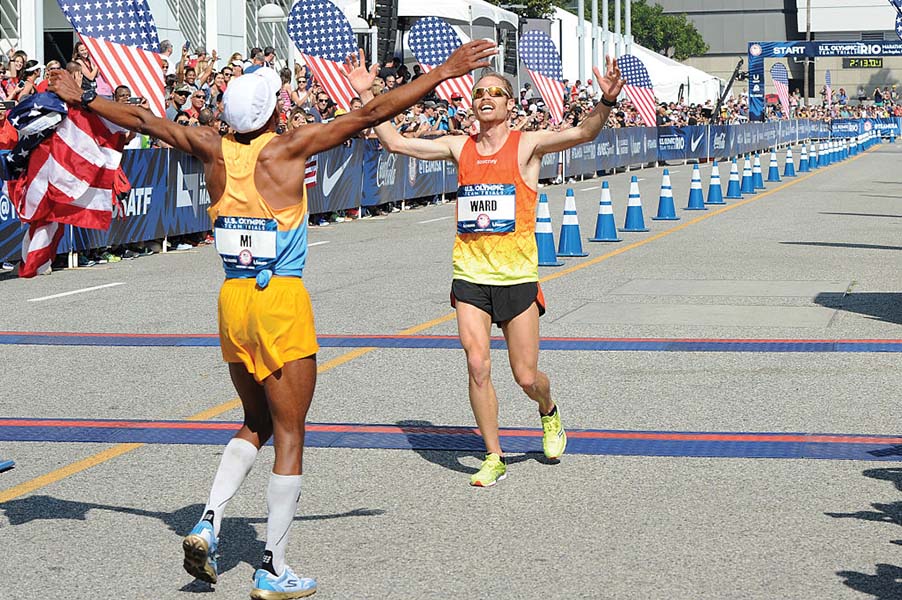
[453,130,538,285]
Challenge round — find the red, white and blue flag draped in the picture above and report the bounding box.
[890,0,902,13]
[770,63,791,118]
[825,69,833,106]
[305,157,317,188]
[617,54,657,127]
[408,17,474,111]
[518,31,566,124]
[288,0,358,112]
[896,13,902,41]
[5,93,127,277]
[57,0,165,118]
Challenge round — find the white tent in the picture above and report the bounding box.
[549,7,722,105]
[398,0,518,30]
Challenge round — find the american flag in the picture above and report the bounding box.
[5,93,127,277]
[825,69,832,106]
[519,31,565,124]
[617,55,656,127]
[305,157,317,188]
[896,13,902,41]
[288,0,359,112]
[890,0,902,13]
[57,0,165,118]
[770,63,791,118]
[408,17,474,111]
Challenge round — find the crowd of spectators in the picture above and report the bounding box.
[2,41,901,267]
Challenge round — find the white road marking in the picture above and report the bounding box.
[29,282,125,303]
[308,241,330,247]
[581,186,600,191]
[418,216,452,224]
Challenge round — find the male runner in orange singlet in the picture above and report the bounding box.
[49,40,495,597]
[350,56,625,486]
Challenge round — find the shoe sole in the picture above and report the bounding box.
[182,534,217,584]
[544,430,568,461]
[250,587,317,599]
[470,473,507,487]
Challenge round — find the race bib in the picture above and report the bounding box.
[457,183,516,234]
[214,216,277,271]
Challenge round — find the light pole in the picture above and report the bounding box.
[258,3,287,71]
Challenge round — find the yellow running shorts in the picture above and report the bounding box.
[218,276,319,383]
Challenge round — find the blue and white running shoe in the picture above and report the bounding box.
[250,565,317,599]
[182,518,219,584]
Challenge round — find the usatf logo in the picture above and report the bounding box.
[750,44,762,57]
[863,121,873,131]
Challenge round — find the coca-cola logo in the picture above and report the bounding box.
[376,153,397,187]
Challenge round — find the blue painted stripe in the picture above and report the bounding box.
[1,420,901,462]
[0,332,900,353]
[0,459,14,472]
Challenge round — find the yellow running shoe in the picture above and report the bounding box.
[470,453,507,487]
[541,405,567,460]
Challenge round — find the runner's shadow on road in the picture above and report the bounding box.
[0,495,384,589]
[814,292,902,325]
[829,468,902,598]
[396,419,552,475]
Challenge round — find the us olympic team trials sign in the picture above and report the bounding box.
[747,40,902,121]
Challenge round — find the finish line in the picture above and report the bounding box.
[2,418,902,461]
[1,331,900,352]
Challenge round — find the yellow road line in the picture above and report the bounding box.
[0,145,875,503]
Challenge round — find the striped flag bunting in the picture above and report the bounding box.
[288,0,359,112]
[5,93,127,277]
[408,17,474,111]
[57,0,165,118]
[518,31,566,124]
[770,63,791,118]
[617,54,657,127]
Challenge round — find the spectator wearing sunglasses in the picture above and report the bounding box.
[309,92,333,122]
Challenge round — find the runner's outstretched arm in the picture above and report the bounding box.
[290,41,496,158]
[47,69,219,161]
[530,56,626,156]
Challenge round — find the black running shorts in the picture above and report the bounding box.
[450,279,546,325]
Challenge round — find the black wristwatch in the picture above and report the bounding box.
[81,88,98,110]
[600,95,617,107]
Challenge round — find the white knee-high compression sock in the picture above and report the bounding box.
[202,437,259,537]
[263,473,303,575]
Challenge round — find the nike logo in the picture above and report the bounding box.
[690,133,705,152]
[322,154,353,197]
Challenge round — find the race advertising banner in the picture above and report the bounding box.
[308,140,364,214]
[748,41,902,121]
[373,148,404,207]
[403,155,444,201]
[709,125,730,158]
[71,149,170,251]
[539,151,559,180]
[360,139,381,207]
[0,181,29,262]
[443,159,459,195]
[167,150,212,236]
[594,131,617,172]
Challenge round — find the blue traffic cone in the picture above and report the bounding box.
[685,164,707,210]
[752,154,765,189]
[798,144,810,172]
[808,143,818,170]
[557,188,588,257]
[725,158,743,199]
[829,140,836,164]
[535,193,563,267]
[783,147,796,177]
[766,150,781,182]
[652,169,679,220]
[740,156,755,195]
[588,181,622,242]
[619,176,649,232]
[818,142,827,167]
[706,161,725,204]
[842,139,849,160]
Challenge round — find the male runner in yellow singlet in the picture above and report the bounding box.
[350,56,625,487]
[49,40,495,597]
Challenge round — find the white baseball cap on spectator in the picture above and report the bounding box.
[222,66,281,133]
[24,60,44,75]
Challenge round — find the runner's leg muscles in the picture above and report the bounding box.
[263,356,317,475]
[456,302,502,455]
[229,362,273,448]
[501,303,554,414]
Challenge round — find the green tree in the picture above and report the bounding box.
[484,0,559,20]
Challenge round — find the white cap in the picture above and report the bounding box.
[222,67,281,133]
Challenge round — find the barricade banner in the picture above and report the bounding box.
[360,139,381,207]
[374,148,403,207]
[308,140,364,214]
[403,155,444,200]
[830,119,861,138]
[709,125,730,158]
[443,159,459,194]
[0,181,28,262]
[72,148,172,250]
[539,151,559,180]
[594,129,617,172]
[643,127,658,163]
[657,126,687,162]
